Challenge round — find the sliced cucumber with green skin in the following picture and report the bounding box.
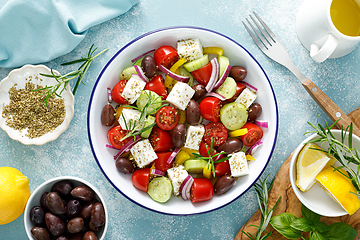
[133,56,144,66]
[179,67,194,86]
[216,77,237,99]
[183,54,209,72]
[220,102,248,130]
[184,159,208,173]
[218,55,229,77]
[141,115,155,138]
[120,66,137,80]
[136,90,162,115]
[148,177,173,203]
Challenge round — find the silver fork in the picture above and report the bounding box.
[243,12,360,136]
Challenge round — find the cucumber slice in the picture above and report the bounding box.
[215,77,237,99]
[179,67,194,87]
[148,177,173,203]
[218,55,229,77]
[136,90,162,115]
[120,66,137,80]
[141,115,155,138]
[183,54,209,72]
[184,159,208,173]
[220,102,248,130]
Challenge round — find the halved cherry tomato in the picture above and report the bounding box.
[107,125,131,149]
[155,106,179,131]
[132,168,151,192]
[111,79,128,104]
[204,122,228,147]
[190,178,213,203]
[154,152,173,172]
[154,46,179,69]
[199,97,222,122]
[214,161,231,177]
[149,127,174,152]
[191,62,212,86]
[144,75,168,99]
[226,82,246,103]
[240,122,263,147]
[199,140,217,157]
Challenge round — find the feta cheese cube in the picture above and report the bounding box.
[130,139,157,168]
[119,108,145,131]
[166,82,195,110]
[177,38,203,61]
[167,165,189,196]
[229,151,249,177]
[121,75,146,104]
[184,124,205,150]
[235,88,257,109]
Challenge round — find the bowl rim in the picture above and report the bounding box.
[24,176,108,239]
[87,26,279,216]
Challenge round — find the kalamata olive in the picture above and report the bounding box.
[55,236,69,240]
[171,123,186,148]
[83,231,98,240]
[192,84,206,100]
[247,103,262,122]
[51,180,74,196]
[214,175,236,195]
[30,206,45,226]
[115,157,134,173]
[71,186,95,202]
[216,138,243,154]
[40,192,49,211]
[141,55,157,78]
[67,217,84,234]
[90,202,105,228]
[66,199,83,219]
[31,226,51,240]
[229,66,247,82]
[186,100,201,125]
[89,221,101,232]
[69,233,83,240]
[46,192,66,215]
[45,212,66,237]
[80,201,96,220]
[101,104,115,126]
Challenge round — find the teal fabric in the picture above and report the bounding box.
[0,0,138,68]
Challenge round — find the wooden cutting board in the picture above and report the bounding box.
[235,107,360,240]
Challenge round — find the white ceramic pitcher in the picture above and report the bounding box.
[296,0,360,62]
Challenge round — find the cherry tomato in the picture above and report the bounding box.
[111,79,128,104]
[154,45,179,69]
[155,106,179,131]
[149,127,174,152]
[214,161,231,177]
[132,168,151,192]
[154,152,173,172]
[190,178,213,203]
[226,82,246,103]
[144,75,168,99]
[191,62,212,86]
[199,97,222,122]
[107,125,131,149]
[240,122,263,147]
[204,122,228,147]
[199,140,217,157]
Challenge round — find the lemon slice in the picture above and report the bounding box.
[296,143,336,191]
[316,167,360,215]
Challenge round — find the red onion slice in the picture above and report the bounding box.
[131,49,155,63]
[205,58,219,92]
[212,65,232,91]
[242,81,258,92]
[255,120,268,128]
[167,148,181,164]
[151,169,166,176]
[107,87,112,103]
[179,175,194,200]
[246,140,263,155]
[105,144,117,150]
[113,135,141,160]
[204,92,226,101]
[158,65,190,83]
[134,65,149,82]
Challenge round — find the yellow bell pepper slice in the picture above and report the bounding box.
[246,154,256,161]
[203,161,212,179]
[181,147,199,157]
[174,150,190,165]
[164,58,187,88]
[203,47,224,56]
[229,128,248,138]
[178,110,186,124]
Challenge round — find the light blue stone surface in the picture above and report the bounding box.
[1,0,360,239]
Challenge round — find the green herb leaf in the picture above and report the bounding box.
[309,231,326,240]
[270,213,302,239]
[321,222,358,240]
[290,217,311,232]
[313,220,330,233]
[301,204,321,223]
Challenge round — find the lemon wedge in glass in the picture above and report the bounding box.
[316,167,360,215]
[296,143,336,191]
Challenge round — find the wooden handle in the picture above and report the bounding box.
[302,78,360,137]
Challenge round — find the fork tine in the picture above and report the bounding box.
[249,15,273,45]
[253,12,277,42]
[244,18,270,50]
[242,21,268,51]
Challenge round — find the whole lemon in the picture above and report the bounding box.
[0,167,31,225]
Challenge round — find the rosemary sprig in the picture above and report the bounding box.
[242,175,280,240]
[191,138,231,177]
[305,117,360,196]
[34,44,108,104]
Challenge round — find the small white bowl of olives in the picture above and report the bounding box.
[24,176,108,240]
